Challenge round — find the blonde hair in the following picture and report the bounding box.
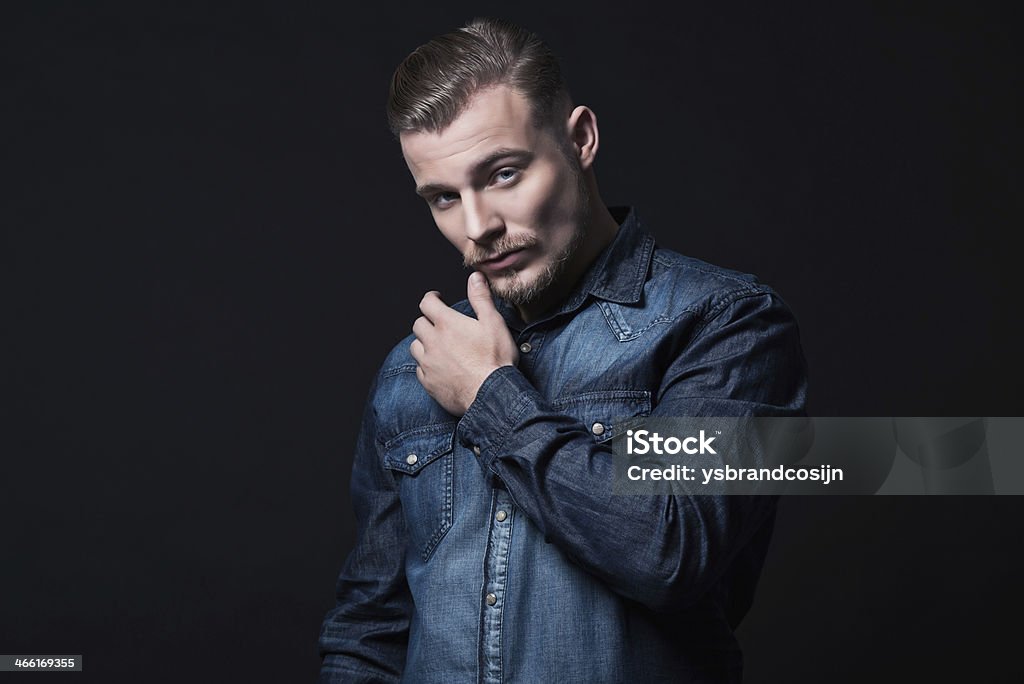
[386,18,573,139]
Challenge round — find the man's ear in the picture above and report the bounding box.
[567,105,599,171]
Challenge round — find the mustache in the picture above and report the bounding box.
[463,234,539,268]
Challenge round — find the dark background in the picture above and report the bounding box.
[4,1,1022,682]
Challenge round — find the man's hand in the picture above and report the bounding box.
[410,272,519,416]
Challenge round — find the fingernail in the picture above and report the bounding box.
[470,272,484,288]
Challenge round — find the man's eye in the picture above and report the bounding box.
[494,168,519,183]
[432,192,458,209]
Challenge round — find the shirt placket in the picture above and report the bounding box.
[514,331,544,376]
[478,330,542,682]
[479,487,515,684]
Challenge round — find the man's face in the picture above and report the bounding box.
[400,84,589,306]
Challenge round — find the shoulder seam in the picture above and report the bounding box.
[653,252,760,290]
[690,289,775,340]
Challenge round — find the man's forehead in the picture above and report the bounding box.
[401,128,523,170]
[400,85,537,168]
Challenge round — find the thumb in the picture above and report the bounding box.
[467,271,499,321]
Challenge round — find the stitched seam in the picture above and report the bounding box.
[690,290,774,340]
[627,234,656,301]
[602,280,764,342]
[495,508,513,684]
[552,389,652,407]
[598,300,629,338]
[383,363,417,378]
[383,421,457,448]
[420,451,454,562]
[611,314,675,341]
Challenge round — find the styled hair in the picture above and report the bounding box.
[387,18,573,139]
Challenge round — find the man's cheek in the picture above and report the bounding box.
[532,182,574,230]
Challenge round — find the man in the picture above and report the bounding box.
[319,17,807,683]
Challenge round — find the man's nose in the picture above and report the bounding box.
[462,193,503,244]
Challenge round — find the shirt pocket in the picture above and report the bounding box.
[382,423,456,563]
[551,389,652,443]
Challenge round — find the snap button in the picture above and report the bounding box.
[406,453,418,465]
[485,593,497,606]
[495,510,508,522]
[591,422,606,436]
[519,342,532,354]
[472,445,481,456]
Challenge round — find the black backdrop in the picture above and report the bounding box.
[4,2,1022,682]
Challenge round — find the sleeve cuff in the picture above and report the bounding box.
[457,365,536,466]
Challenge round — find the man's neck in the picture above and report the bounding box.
[515,204,622,324]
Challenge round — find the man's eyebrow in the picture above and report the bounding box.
[414,148,534,198]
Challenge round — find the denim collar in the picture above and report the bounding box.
[578,205,655,306]
[496,206,655,330]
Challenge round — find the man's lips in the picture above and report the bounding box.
[478,247,528,271]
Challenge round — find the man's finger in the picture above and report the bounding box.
[419,290,451,323]
[409,337,425,362]
[412,315,433,344]
[467,272,499,322]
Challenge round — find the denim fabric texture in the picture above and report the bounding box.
[319,206,809,683]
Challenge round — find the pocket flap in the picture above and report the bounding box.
[382,424,456,475]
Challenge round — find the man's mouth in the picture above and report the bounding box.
[478,247,528,271]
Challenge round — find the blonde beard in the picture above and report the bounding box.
[487,223,585,305]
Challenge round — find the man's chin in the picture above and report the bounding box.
[487,264,559,307]
[486,269,535,304]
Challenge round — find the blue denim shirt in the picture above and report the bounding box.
[319,207,808,683]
